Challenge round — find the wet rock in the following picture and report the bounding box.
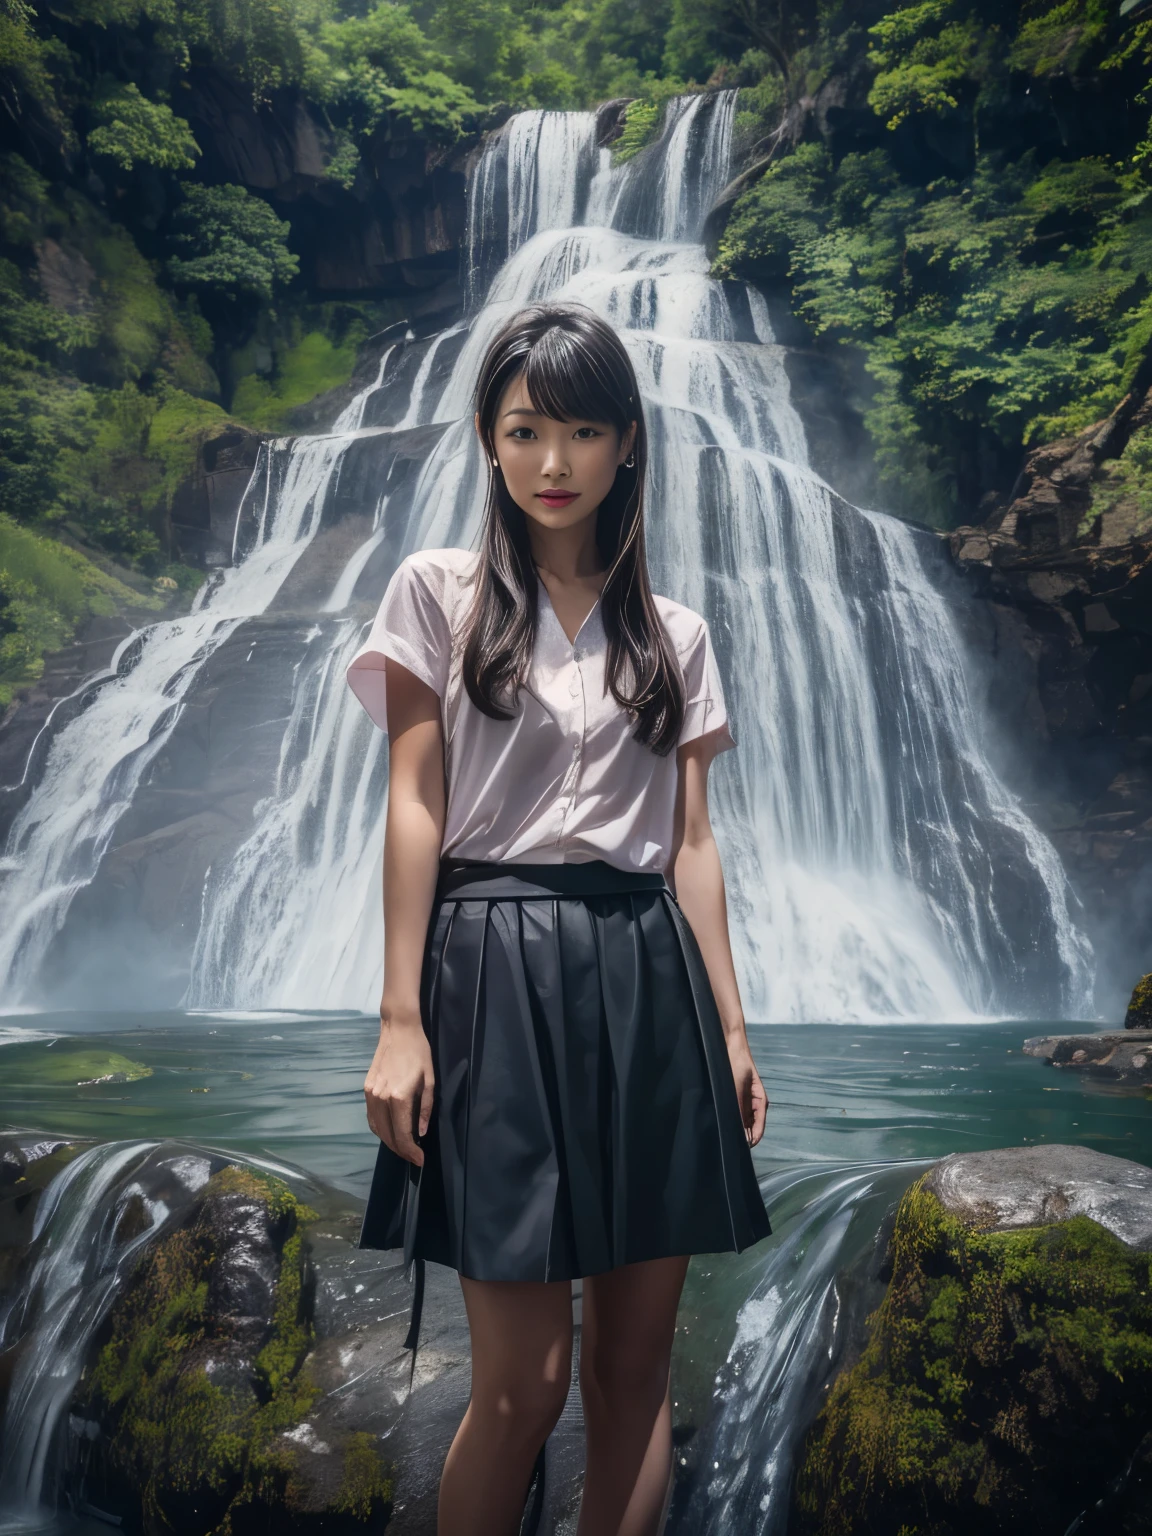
[0,1134,88,1298]
[1023,1029,1152,1082]
[169,425,267,569]
[70,1162,394,1534]
[1127,974,1152,1030]
[792,1145,1152,1536]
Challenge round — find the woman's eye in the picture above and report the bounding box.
[509,428,536,439]
[574,427,599,439]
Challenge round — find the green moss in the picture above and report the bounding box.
[1,1048,153,1085]
[146,390,231,507]
[333,1431,393,1519]
[230,329,359,429]
[84,1164,339,1534]
[793,1174,1152,1535]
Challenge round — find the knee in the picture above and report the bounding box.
[477,1365,571,1447]
[580,1335,670,1418]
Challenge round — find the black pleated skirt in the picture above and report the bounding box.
[358,859,772,1286]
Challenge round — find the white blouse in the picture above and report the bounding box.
[346,547,735,873]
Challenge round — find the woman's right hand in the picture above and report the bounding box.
[365,998,435,1166]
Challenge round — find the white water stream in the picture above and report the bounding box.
[0,92,1095,1021]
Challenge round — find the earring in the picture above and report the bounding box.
[624,453,636,468]
[491,458,499,467]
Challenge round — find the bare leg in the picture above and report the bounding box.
[438,1276,573,1536]
[577,1255,690,1536]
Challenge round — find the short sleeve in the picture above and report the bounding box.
[677,617,736,754]
[346,553,454,731]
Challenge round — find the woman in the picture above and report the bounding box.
[346,301,772,1536]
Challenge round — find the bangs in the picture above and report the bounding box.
[517,325,631,430]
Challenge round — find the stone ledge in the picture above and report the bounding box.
[1023,1029,1152,1077]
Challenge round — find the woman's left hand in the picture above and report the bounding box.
[727,1037,768,1147]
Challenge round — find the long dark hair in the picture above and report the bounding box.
[463,302,685,756]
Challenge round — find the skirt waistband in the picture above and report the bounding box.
[436,858,668,901]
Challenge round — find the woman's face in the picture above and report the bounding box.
[476,371,637,536]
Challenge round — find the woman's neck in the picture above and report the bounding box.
[527,512,604,584]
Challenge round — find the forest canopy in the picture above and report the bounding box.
[0,0,1150,694]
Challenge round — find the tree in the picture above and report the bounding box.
[87,82,200,171]
[167,184,299,301]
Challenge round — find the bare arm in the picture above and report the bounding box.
[363,657,446,1167]
[668,736,768,1147]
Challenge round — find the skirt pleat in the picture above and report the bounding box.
[359,863,772,1281]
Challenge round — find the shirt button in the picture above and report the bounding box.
[573,648,583,663]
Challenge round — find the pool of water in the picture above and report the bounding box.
[1,1013,1141,1186]
[1,1012,1143,1534]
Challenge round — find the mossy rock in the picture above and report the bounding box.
[1126,973,1152,1030]
[72,1163,392,1535]
[1,1048,153,1087]
[792,1151,1152,1535]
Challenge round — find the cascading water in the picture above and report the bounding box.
[0,428,361,1008]
[189,94,1093,1020]
[0,92,1094,1020]
[0,1141,209,1520]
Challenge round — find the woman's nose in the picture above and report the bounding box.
[541,442,570,477]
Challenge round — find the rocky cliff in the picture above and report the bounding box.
[944,389,1152,989]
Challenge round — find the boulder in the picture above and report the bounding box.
[792,1145,1152,1535]
[67,1161,395,1534]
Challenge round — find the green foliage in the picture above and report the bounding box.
[230,328,358,427]
[794,1175,1152,1535]
[1085,423,1152,541]
[867,1,1002,129]
[717,1,1152,525]
[0,0,75,150]
[0,513,160,703]
[168,184,299,300]
[88,82,200,172]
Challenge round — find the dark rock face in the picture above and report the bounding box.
[183,71,491,312]
[792,1145,1152,1536]
[170,426,267,569]
[945,390,1152,1004]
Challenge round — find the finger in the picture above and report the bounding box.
[751,1078,768,1146]
[367,1090,394,1150]
[418,1074,435,1139]
[752,1093,767,1146]
[388,1095,425,1167]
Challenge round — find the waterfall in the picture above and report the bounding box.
[684,1158,933,1533]
[1,89,1095,1021]
[0,1141,209,1516]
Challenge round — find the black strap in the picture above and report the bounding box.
[403,1257,425,1390]
[520,1441,547,1536]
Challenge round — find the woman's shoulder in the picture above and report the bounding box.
[391,546,479,612]
[396,545,479,584]
[651,591,710,657]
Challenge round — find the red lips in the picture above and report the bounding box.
[536,490,578,505]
